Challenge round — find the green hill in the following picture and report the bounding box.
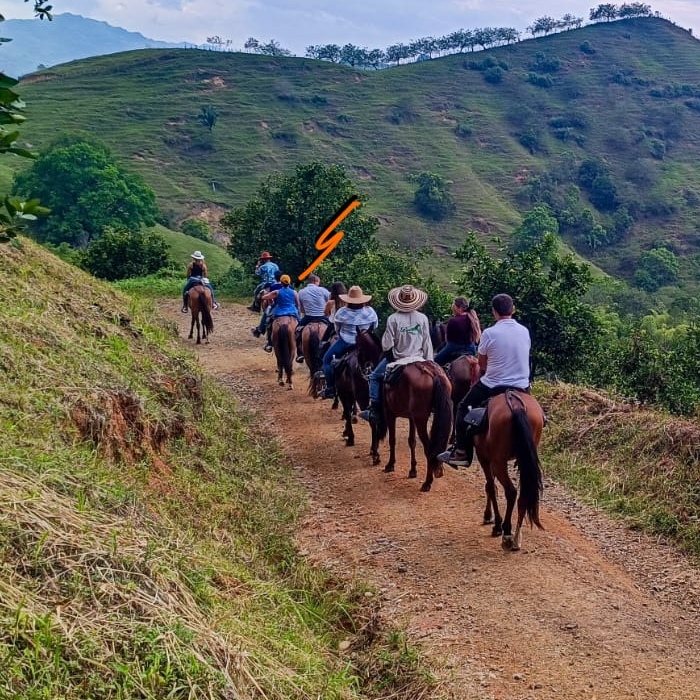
[11,16,700,296]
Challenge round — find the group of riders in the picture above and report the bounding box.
[180,249,532,470]
[237,250,533,471]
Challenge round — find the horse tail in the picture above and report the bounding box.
[428,374,453,458]
[309,327,321,372]
[512,406,543,529]
[201,295,214,334]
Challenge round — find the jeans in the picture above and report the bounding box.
[368,358,388,404]
[322,337,352,390]
[434,342,477,366]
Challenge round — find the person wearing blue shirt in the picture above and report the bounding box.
[317,285,378,400]
[259,274,300,352]
[249,251,280,312]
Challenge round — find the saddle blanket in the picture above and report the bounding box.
[386,355,427,370]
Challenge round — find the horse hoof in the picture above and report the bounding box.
[345,440,355,447]
[287,384,293,390]
[278,380,285,386]
[383,465,395,473]
[420,483,431,492]
[491,525,502,537]
[501,536,514,551]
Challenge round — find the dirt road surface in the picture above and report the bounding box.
[168,302,700,700]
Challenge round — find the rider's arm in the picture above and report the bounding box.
[478,353,487,376]
[295,291,303,313]
[261,289,278,302]
[381,316,396,352]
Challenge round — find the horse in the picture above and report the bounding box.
[375,361,453,493]
[474,389,544,551]
[445,355,481,441]
[270,315,298,389]
[187,284,214,344]
[301,321,328,398]
[334,329,382,459]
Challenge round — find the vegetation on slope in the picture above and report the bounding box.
[9,17,700,300]
[0,237,443,699]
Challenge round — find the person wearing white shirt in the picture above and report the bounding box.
[438,293,531,468]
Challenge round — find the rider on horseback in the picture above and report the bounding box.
[181,250,220,312]
[317,285,378,400]
[251,270,283,350]
[248,251,279,312]
[438,293,531,468]
[434,297,481,365]
[294,274,330,363]
[359,284,433,423]
[259,274,300,350]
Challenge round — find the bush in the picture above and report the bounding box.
[528,52,561,73]
[412,172,455,221]
[483,67,503,84]
[579,40,596,55]
[80,228,170,281]
[527,73,553,88]
[181,218,211,241]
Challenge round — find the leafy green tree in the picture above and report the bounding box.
[197,105,218,132]
[12,137,158,247]
[454,232,600,379]
[412,172,455,220]
[512,204,559,251]
[634,247,679,291]
[222,161,379,280]
[80,227,170,281]
[181,218,211,241]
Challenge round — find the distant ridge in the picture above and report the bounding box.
[0,12,183,77]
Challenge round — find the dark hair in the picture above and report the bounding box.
[453,296,471,311]
[307,273,320,284]
[329,281,347,310]
[274,270,282,281]
[492,293,514,316]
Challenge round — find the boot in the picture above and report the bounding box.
[359,401,381,422]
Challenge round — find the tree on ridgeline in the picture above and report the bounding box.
[589,4,621,22]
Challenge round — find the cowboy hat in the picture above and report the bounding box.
[259,251,273,260]
[388,284,428,312]
[191,250,205,260]
[339,285,372,304]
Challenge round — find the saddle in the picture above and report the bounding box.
[330,344,356,372]
[383,364,405,387]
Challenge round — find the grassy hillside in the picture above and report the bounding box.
[10,17,700,296]
[0,236,441,699]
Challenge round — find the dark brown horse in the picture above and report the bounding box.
[270,316,298,389]
[301,321,327,399]
[376,361,453,492]
[446,355,481,440]
[187,284,214,344]
[334,329,382,459]
[474,389,544,551]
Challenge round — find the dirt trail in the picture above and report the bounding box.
[168,302,700,700]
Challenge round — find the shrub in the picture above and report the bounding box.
[454,122,472,139]
[528,52,561,73]
[648,138,666,160]
[412,171,455,221]
[527,73,553,88]
[483,67,503,84]
[579,40,596,55]
[181,218,211,241]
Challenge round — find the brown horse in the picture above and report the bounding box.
[270,315,298,389]
[376,361,453,493]
[474,389,544,551]
[334,329,382,459]
[301,321,327,399]
[446,355,481,440]
[187,284,214,344]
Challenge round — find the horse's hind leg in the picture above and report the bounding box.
[383,415,397,473]
[481,461,502,535]
[414,419,435,492]
[407,420,418,480]
[497,467,519,550]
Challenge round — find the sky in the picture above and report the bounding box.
[1,0,699,54]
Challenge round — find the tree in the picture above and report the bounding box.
[181,218,211,241]
[197,105,218,132]
[454,232,600,379]
[634,248,679,291]
[12,137,158,247]
[412,172,455,220]
[80,227,169,281]
[590,4,619,22]
[512,204,559,251]
[222,161,380,280]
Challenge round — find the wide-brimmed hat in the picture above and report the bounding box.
[339,285,372,304]
[388,284,428,312]
[191,250,205,260]
[259,251,273,260]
